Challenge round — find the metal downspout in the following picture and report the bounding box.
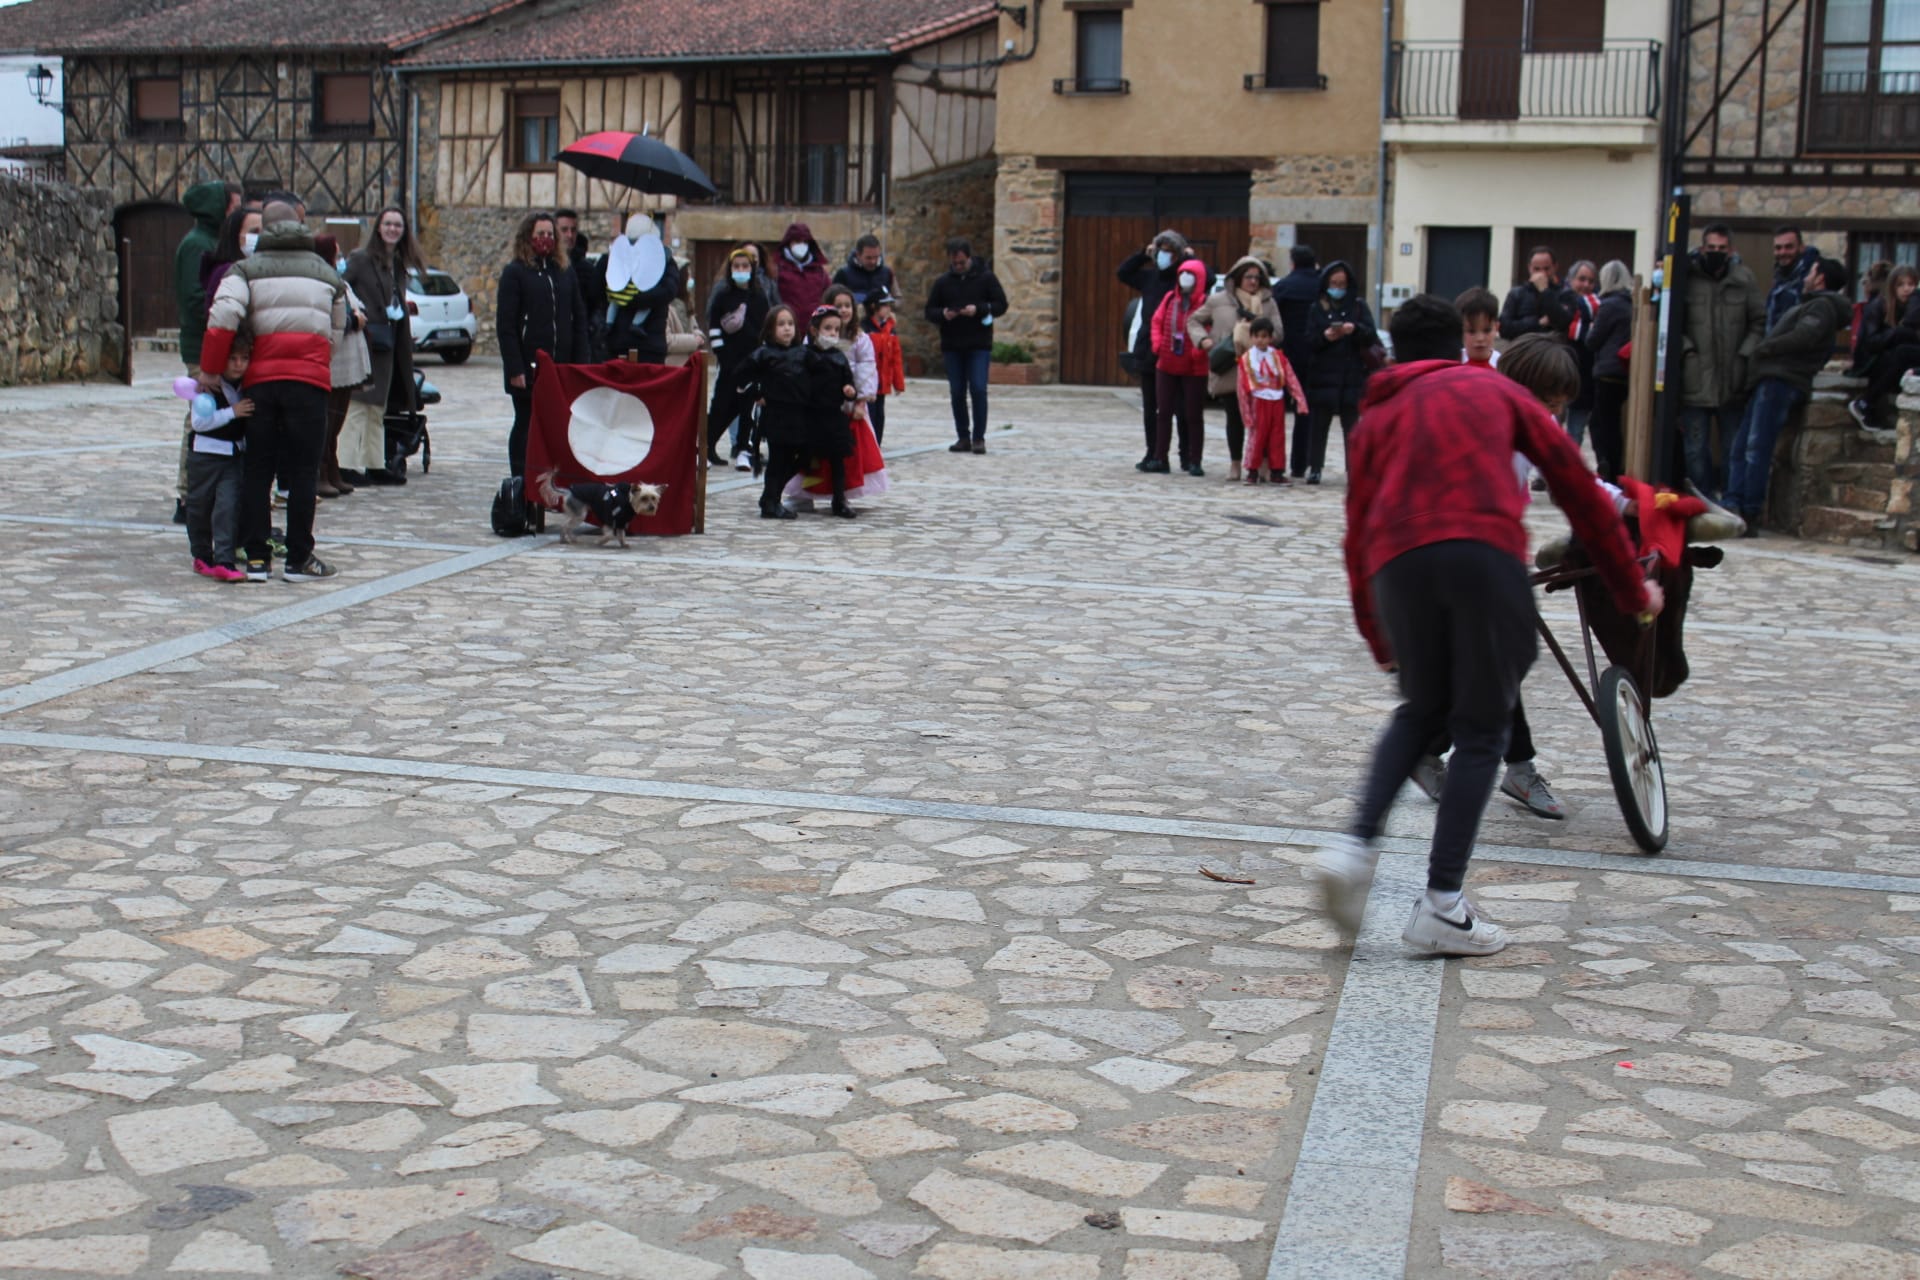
[1376,0,1394,310]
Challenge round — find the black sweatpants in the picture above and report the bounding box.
[507,384,533,478]
[708,369,746,457]
[761,442,805,514]
[1153,370,1205,467]
[184,449,244,568]
[1430,697,1535,766]
[1351,540,1537,893]
[1220,394,1244,464]
[1298,388,1361,476]
[242,381,325,567]
[1137,365,1158,456]
[1590,376,1629,481]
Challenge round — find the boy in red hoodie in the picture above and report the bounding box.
[1148,257,1212,475]
[1317,294,1662,956]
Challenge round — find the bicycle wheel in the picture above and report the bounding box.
[1598,665,1668,853]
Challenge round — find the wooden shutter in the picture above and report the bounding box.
[320,75,372,127]
[1265,3,1323,87]
[1530,0,1605,53]
[133,77,181,121]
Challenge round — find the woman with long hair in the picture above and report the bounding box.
[497,209,590,478]
[340,206,424,485]
[1850,263,1920,429]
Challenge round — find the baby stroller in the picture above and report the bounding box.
[383,369,435,477]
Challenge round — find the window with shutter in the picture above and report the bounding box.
[131,77,183,139]
[1263,3,1324,89]
[317,74,373,137]
[1075,11,1125,91]
[1528,0,1605,53]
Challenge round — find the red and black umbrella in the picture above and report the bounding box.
[559,131,716,199]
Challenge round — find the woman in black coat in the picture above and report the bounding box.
[1584,260,1636,481]
[341,205,423,485]
[497,210,591,479]
[1298,260,1377,483]
[706,244,773,467]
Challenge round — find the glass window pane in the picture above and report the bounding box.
[1879,43,1920,94]
[1078,12,1123,84]
[1822,45,1870,94]
[1825,0,1873,43]
[1885,0,1920,40]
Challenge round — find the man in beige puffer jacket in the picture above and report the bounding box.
[201,202,346,582]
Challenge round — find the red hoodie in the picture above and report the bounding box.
[1149,259,1210,378]
[1342,359,1649,665]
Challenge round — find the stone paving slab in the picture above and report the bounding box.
[1412,860,1920,1279]
[0,363,1915,1279]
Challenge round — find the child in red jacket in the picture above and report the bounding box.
[1317,295,1662,957]
[864,289,906,445]
[1148,257,1211,475]
[1236,317,1307,484]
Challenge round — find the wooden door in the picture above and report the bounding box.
[1426,226,1492,301]
[1059,213,1251,386]
[117,202,196,337]
[1460,0,1525,119]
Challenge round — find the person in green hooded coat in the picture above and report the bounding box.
[171,180,241,520]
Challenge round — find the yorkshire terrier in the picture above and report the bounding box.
[535,469,665,548]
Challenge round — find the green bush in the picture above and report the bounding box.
[991,341,1034,365]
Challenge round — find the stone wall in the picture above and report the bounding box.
[885,156,999,372]
[1690,183,1920,224]
[989,156,1064,381]
[1250,154,1379,265]
[417,203,518,354]
[1890,375,1919,553]
[0,177,122,385]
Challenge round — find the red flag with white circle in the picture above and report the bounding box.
[526,355,701,534]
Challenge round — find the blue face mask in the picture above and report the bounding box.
[1155,251,1173,271]
[1326,287,1347,301]
[731,270,751,286]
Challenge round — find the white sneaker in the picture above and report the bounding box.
[734,452,752,472]
[1313,835,1377,937]
[1402,896,1510,956]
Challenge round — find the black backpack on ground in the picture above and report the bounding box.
[491,477,546,537]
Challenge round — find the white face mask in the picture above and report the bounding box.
[1177,272,1195,290]
[787,243,809,264]
[814,334,838,350]
[1156,250,1174,270]
[241,232,258,257]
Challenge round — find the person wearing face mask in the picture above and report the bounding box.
[202,205,264,320]
[496,210,591,479]
[1680,223,1765,499]
[1146,255,1213,475]
[706,246,772,470]
[340,206,425,486]
[1300,261,1378,485]
[776,222,830,319]
[1117,230,1192,467]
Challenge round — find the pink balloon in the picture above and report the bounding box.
[172,375,199,401]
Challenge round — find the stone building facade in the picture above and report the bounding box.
[989,0,1383,385]
[0,178,122,385]
[1677,0,1920,279]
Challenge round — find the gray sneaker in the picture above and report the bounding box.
[1410,754,1447,803]
[283,555,337,583]
[1500,762,1566,820]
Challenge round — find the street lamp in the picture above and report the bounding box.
[26,63,58,109]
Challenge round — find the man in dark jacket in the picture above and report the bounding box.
[1272,244,1322,394]
[832,234,895,305]
[924,237,1009,453]
[1680,224,1765,498]
[1765,225,1821,331]
[1726,257,1850,529]
[171,180,241,520]
[1118,230,1192,466]
[555,208,605,360]
[1499,246,1573,341]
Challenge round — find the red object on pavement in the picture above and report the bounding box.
[527,355,703,535]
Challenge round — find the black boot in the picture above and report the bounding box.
[830,458,857,518]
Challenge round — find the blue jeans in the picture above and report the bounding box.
[943,349,991,442]
[1565,404,1590,446]
[1680,402,1741,500]
[1724,377,1805,518]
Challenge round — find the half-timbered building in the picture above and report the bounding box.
[1675,0,1920,280]
[396,0,998,361]
[0,0,519,335]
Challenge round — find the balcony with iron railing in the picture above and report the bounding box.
[1385,39,1662,146]
[688,141,881,209]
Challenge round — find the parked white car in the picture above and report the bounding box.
[407,269,476,365]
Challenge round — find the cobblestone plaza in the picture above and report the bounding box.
[0,365,1916,1278]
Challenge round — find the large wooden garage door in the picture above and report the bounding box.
[117,202,196,337]
[1060,172,1251,387]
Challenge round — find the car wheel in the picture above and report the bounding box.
[440,346,472,366]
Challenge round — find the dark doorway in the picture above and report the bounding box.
[1297,224,1370,299]
[1460,0,1525,118]
[1510,226,1640,287]
[116,201,196,338]
[1426,226,1493,301]
[1060,172,1251,386]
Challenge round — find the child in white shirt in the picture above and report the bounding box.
[1236,318,1308,484]
[185,338,255,582]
